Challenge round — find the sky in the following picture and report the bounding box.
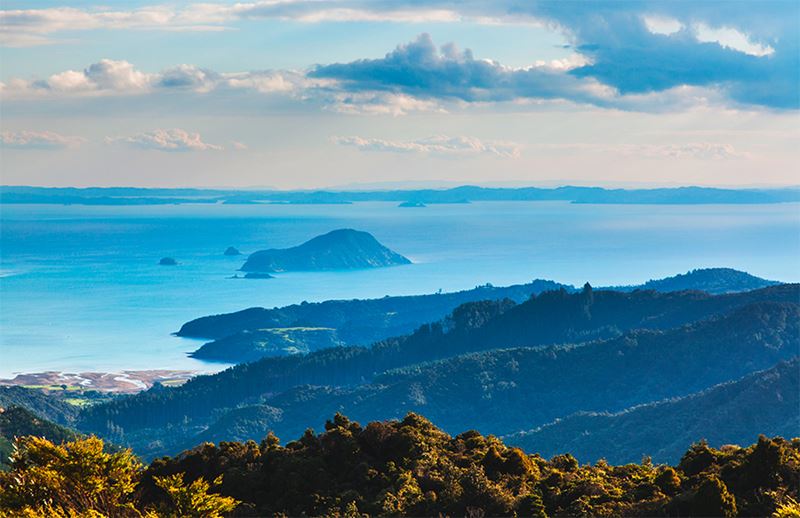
[0,0,798,189]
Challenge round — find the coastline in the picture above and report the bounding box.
[0,370,199,394]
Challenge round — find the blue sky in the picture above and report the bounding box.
[1,1,798,188]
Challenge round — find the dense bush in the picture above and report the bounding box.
[3,413,796,517]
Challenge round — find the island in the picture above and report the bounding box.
[240,228,411,273]
[224,247,241,256]
[399,201,426,208]
[158,257,178,266]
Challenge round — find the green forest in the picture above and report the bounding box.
[1,412,799,517]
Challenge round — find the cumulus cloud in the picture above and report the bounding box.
[333,135,521,158]
[2,1,796,110]
[311,34,609,107]
[1,60,314,99]
[106,129,223,152]
[0,130,85,149]
[519,1,798,109]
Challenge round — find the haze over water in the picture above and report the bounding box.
[1,200,798,377]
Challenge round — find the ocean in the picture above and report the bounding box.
[1,201,798,377]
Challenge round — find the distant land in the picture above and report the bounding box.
[77,283,798,460]
[611,267,780,294]
[2,185,799,205]
[241,229,411,273]
[178,268,778,363]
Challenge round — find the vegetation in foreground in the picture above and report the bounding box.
[1,413,798,517]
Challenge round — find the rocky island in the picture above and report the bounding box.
[241,228,411,273]
[224,246,241,256]
[158,257,178,266]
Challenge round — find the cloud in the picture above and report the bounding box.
[106,129,223,151]
[311,33,610,107]
[333,135,521,158]
[534,142,750,160]
[0,2,490,47]
[1,60,314,99]
[516,1,798,109]
[325,92,446,116]
[1,9,796,113]
[0,6,228,47]
[3,0,797,111]
[0,130,85,149]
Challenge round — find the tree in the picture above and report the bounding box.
[153,473,238,518]
[0,436,141,517]
[692,475,737,518]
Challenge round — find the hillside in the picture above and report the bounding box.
[176,279,567,344]
[241,229,410,272]
[0,406,80,468]
[190,327,343,363]
[77,285,799,458]
[184,302,799,451]
[0,386,79,426]
[613,268,780,294]
[508,359,800,464]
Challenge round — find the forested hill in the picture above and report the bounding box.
[77,284,799,457]
[182,301,798,454]
[177,268,781,364]
[508,358,800,464]
[0,406,79,469]
[176,279,566,342]
[0,386,78,426]
[611,267,780,294]
[3,418,798,517]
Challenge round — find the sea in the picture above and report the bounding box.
[1,201,798,377]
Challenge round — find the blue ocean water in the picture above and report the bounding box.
[1,201,798,377]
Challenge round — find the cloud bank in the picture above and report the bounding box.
[2,0,797,111]
[333,135,521,158]
[0,130,85,149]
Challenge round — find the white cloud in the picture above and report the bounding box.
[106,129,223,151]
[0,6,228,47]
[694,23,775,57]
[638,142,749,160]
[643,16,683,36]
[333,135,521,158]
[1,60,312,99]
[0,3,484,47]
[0,130,86,149]
[326,92,446,116]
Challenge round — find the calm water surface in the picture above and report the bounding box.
[1,201,798,377]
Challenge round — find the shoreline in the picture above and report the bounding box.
[0,369,199,394]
